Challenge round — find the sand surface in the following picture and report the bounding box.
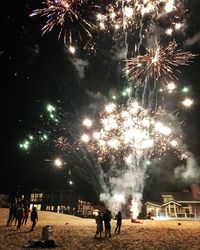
[0,208,200,249]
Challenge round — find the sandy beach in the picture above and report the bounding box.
[0,208,200,249]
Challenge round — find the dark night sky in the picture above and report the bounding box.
[1,0,200,202]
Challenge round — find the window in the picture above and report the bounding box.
[30,204,41,211]
[46,206,51,211]
[162,195,173,203]
[30,193,43,202]
[185,208,190,214]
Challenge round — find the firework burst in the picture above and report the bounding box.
[55,136,69,150]
[55,136,79,151]
[124,41,196,85]
[81,100,184,162]
[97,0,185,32]
[30,0,99,45]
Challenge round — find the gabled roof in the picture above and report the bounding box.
[145,201,162,207]
[162,200,182,207]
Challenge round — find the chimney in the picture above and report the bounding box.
[191,184,200,200]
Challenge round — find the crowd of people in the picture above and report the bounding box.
[94,209,122,239]
[7,203,121,238]
[7,203,38,232]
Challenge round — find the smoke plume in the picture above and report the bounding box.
[174,153,200,180]
[70,58,88,79]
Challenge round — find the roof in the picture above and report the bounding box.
[145,201,162,207]
[161,191,193,201]
[177,201,200,204]
[162,200,182,207]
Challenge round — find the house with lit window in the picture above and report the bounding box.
[77,200,95,217]
[17,188,79,213]
[15,188,99,217]
[145,184,200,219]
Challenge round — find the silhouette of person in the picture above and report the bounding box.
[10,204,18,226]
[30,207,38,232]
[103,209,111,238]
[94,211,103,239]
[7,204,15,226]
[22,205,30,226]
[16,205,24,230]
[115,211,122,234]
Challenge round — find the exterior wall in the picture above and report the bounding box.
[191,184,200,200]
[162,195,173,203]
[147,185,200,219]
[146,204,162,217]
[10,189,101,217]
[20,189,79,213]
[77,200,94,217]
[179,203,200,218]
[42,190,79,211]
[192,204,200,218]
[163,203,180,218]
[146,202,200,219]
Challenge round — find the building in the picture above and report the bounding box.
[77,200,94,217]
[14,188,101,217]
[145,184,200,219]
[77,200,105,217]
[16,188,79,213]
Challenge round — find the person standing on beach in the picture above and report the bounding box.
[103,209,112,238]
[16,205,24,230]
[22,205,30,226]
[94,211,103,239]
[115,211,122,234]
[7,204,15,226]
[10,204,18,226]
[30,207,38,232]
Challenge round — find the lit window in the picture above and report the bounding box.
[46,206,51,211]
[30,193,43,202]
[30,204,41,211]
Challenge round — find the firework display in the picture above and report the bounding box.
[97,0,185,32]
[30,0,99,46]
[124,41,196,85]
[24,0,199,217]
[81,100,184,162]
[19,103,57,151]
